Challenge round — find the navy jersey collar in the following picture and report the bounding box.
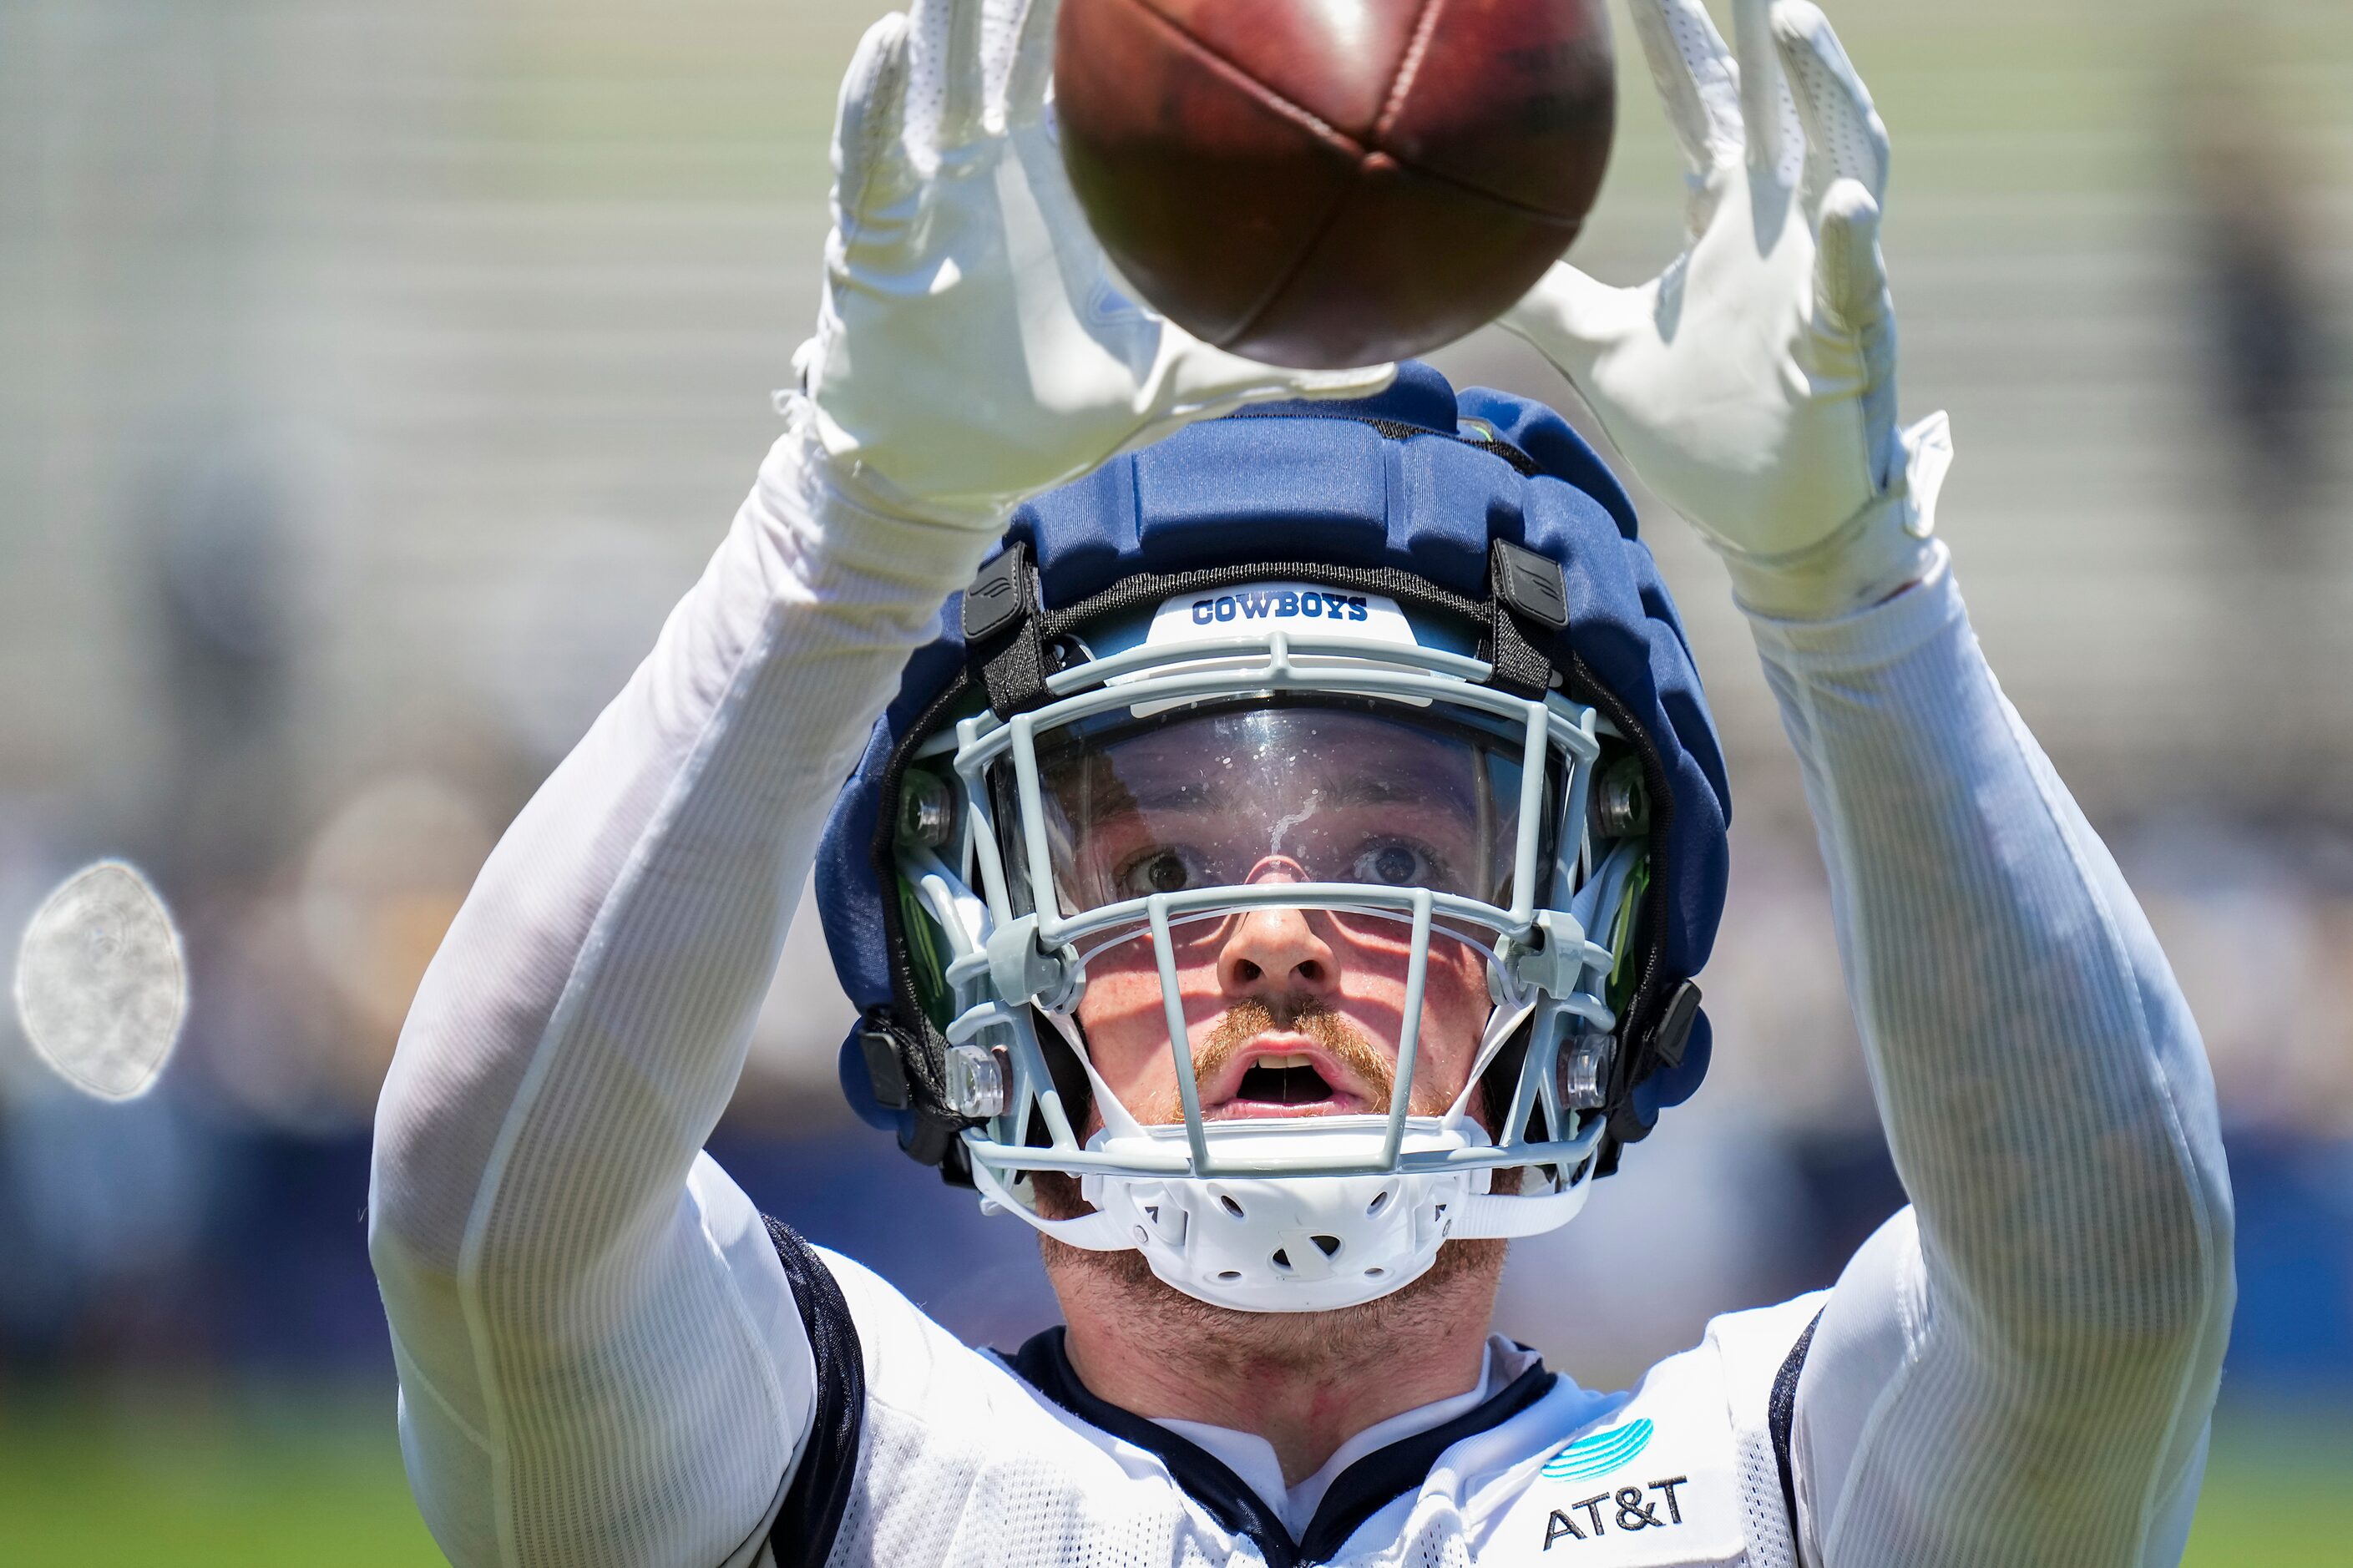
[1008,1326,1555,1566]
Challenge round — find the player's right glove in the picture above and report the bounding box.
[792,0,1393,530]
[1503,0,1952,620]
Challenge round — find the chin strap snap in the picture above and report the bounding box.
[1594,977,1705,1174]
[857,1005,979,1181]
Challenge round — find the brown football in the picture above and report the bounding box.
[1053,0,1616,369]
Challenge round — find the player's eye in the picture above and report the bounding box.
[1350,839,1441,888]
[1116,847,1212,898]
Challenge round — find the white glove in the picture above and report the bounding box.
[1502,0,1951,619]
[794,0,1393,529]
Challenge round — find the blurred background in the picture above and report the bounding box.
[2,0,2349,1560]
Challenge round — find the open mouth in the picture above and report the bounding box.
[1232,1052,1339,1106]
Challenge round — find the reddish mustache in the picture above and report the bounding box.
[1197,999,1396,1102]
[1188,1000,1455,1118]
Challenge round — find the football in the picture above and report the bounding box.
[1054,0,1617,368]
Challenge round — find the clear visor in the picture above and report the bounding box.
[1023,701,1538,918]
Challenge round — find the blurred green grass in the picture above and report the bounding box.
[2181,1404,2353,1565]
[2,1386,2349,1565]
[0,1384,441,1567]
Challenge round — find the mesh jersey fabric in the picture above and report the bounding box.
[807,1245,1821,1568]
[367,404,2231,1568]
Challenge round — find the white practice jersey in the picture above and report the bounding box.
[745,1232,1829,1568]
[369,414,2234,1568]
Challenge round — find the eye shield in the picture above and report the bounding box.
[1029,700,1542,918]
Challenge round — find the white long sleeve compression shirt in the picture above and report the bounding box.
[367,410,1005,1568]
[368,422,2232,1568]
[1753,556,2234,1565]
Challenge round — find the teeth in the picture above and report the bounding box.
[1254,1053,1313,1070]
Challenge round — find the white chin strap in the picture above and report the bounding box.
[973,1115,1595,1313]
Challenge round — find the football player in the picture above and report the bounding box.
[367,2,2234,1564]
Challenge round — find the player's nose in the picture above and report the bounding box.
[1216,857,1338,999]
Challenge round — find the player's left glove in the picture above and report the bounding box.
[1503,0,1951,620]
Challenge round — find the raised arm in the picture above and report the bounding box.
[1758,551,2230,1565]
[366,3,1387,1564]
[367,420,996,1568]
[1504,2,2230,1560]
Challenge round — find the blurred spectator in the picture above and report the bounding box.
[1693,826,1873,1137]
[2173,9,2339,569]
[142,450,301,889]
[2123,813,2353,1140]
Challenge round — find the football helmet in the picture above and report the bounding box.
[817,364,1729,1312]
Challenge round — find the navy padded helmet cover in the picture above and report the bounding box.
[816,362,1730,1139]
